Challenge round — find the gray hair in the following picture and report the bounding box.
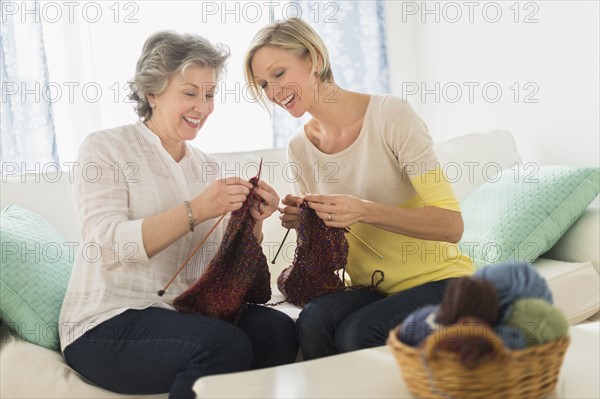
[128,30,230,120]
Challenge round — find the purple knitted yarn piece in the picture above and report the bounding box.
[174,177,271,323]
[277,203,348,306]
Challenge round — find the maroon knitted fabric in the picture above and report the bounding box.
[173,176,271,323]
[277,203,348,306]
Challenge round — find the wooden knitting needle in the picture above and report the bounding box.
[158,213,226,296]
[271,228,291,264]
[345,227,384,259]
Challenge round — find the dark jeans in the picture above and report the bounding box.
[297,279,451,360]
[64,306,298,399]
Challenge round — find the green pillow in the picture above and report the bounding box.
[0,205,72,350]
[459,165,599,269]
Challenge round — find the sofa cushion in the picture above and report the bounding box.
[0,324,168,398]
[533,258,600,325]
[544,205,600,273]
[0,205,72,350]
[459,165,600,268]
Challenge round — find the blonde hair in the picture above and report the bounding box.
[244,18,333,111]
[128,30,230,120]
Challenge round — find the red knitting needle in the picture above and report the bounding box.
[257,157,263,180]
[158,213,226,296]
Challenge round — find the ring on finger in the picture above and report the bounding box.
[328,213,333,221]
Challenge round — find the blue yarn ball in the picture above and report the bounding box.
[397,305,438,346]
[494,325,527,350]
[475,262,553,321]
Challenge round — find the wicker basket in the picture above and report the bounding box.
[387,323,570,399]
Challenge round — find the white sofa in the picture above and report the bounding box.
[1,130,599,398]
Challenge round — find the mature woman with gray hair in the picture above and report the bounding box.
[59,31,298,399]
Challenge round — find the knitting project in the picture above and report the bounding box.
[173,176,271,323]
[277,203,348,306]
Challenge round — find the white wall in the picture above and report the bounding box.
[384,0,599,167]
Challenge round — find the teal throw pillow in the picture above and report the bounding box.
[459,165,599,269]
[0,205,73,350]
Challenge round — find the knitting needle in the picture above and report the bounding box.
[345,227,384,259]
[158,213,226,296]
[254,158,266,215]
[271,228,291,264]
[257,157,263,179]
[271,189,303,264]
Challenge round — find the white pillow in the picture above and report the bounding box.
[433,130,522,201]
[544,206,600,273]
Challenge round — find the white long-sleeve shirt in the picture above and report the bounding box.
[59,121,225,352]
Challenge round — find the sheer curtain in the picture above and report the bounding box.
[272,0,390,147]
[1,0,58,166]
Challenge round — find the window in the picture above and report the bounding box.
[4,1,387,166]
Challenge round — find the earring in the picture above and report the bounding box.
[150,103,155,108]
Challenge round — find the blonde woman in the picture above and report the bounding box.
[244,18,474,360]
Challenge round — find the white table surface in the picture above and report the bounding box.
[193,322,599,399]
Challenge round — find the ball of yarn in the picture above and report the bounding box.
[494,325,527,350]
[475,262,553,321]
[397,305,439,346]
[504,299,569,346]
[436,276,500,326]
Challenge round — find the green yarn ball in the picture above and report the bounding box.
[504,299,569,346]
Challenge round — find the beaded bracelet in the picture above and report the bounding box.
[183,200,195,232]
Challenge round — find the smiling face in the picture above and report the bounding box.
[146,66,216,145]
[251,46,320,118]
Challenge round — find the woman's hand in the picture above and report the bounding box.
[194,177,253,221]
[304,193,368,229]
[278,194,304,229]
[249,180,280,222]
[306,193,464,243]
